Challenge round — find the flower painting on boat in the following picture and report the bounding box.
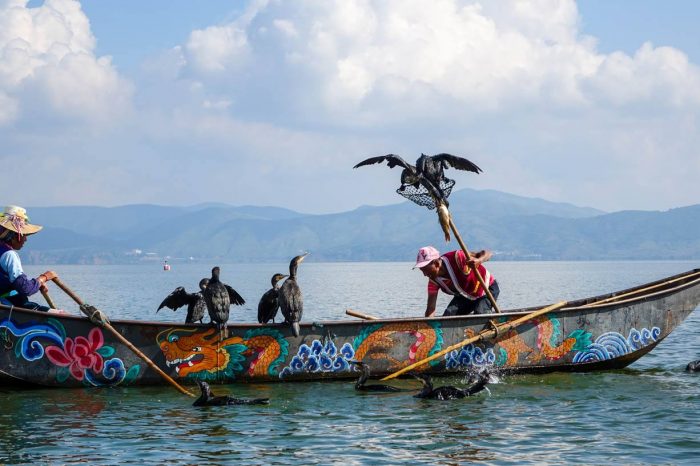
[0,317,140,386]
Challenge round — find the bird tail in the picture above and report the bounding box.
[291,321,301,338]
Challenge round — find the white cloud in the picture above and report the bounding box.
[0,0,132,126]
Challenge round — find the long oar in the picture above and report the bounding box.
[447,213,501,313]
[381,301,568,381]
[51,278,195,397]
[346,309,379,320]
[40,288,57,309]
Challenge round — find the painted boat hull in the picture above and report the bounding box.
[1,269,698,388]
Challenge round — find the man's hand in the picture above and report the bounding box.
[39,284,49,293]
[37,270,58,285]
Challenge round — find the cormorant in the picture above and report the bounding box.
[686,360,700,372]
[193,381,269,406]
[278,253,309,337]
[412,372,489,400]
[203,266,245,337]
[257,273,288,324]
[350,361,402,392]
[156,278,209,324]
[353,153,482,207]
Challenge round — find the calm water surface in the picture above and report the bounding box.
[2,261,699,465]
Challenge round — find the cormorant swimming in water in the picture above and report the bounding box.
[686,360,700,372]
[203,266,245,337]
[353,153,482,207]
[157,278,209,324]
[257,273,288,324]
[193,381,270,406]
[278,253,309,337]
[412,372,489,400]
[350,361,403,392]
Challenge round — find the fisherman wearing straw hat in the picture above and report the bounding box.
[0,205,57,311]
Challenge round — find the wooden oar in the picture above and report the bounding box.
[448,215,501,313]
[381,301,568,381]
[346,309,379,320]
[40,288,57,309]
[51,277,195,398]
[580,270,700,308]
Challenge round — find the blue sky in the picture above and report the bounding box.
[3,0,700,214]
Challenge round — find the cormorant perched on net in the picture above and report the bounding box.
[257,273,288,324]
[156,278,209,324]
[350,361,403,392]
[193,381,269,406]
[278,253,309,337]
[353,153,482,209]
[203,266,245,337]
[412,372,489,400]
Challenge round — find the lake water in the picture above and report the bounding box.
[2,261,699,464]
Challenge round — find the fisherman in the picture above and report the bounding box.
[414,245,499,317]
[0,205,58,311]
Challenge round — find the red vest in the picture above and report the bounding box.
[428,250,495,300]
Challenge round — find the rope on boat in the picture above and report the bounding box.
[1,305,13,350]
[79,304,110,327]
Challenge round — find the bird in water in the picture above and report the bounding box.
[257,273,288,324]
[350,361,403,392]
[193,380,269,406]
[156,278,210,324]
[203,266,245,338]
[412,372,489,400]
[686,360,700,372]
[353,153,482,207]
[278,253,309,337]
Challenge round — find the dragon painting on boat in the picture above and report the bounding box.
[1,269,698,388]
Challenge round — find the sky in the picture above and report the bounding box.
[1,0,699,214]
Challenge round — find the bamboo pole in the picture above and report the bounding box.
[580,271,700,308]
[346,309,380,320]
[381,301,568,381]
[51,278,195,397]
[40,288,57,309]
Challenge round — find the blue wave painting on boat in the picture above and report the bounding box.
[279,338,355,378]
[573,327,661,363]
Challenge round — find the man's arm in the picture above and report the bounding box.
[467,250,492,268]
[425,292,437,317]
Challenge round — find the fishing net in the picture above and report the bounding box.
[396,178,455,210]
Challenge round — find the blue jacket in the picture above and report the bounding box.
[0,242,40,299]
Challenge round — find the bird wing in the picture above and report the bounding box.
[353,154,414,170]
[431,153,482,173]
[225,285,246,306]
[157,287,191,311]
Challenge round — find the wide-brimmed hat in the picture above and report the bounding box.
[0,205,43,236]
[414,246,440,269]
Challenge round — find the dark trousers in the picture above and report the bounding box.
[443,281,500,316]
[0,294,49,312]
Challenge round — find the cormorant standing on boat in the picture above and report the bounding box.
[353,153,482,206]
[412,372,489,400]
[279,253,309,337]
[686,360,700,372]
[193,380,270,406]
[257,273,288,324]
[157,278,209,323]
[350,361,402,392]
[203,266,245,337]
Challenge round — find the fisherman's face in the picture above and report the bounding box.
[10,235,26,250]
[420,260,440,280]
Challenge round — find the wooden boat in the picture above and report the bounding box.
[1,269,698,388]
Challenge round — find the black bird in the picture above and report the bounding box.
[193,380,269,406]
[350,361,403,392]
[412,372,489,400]
[353,153,482,207]
[686,360,700,372]
[203,266,245,337]
[157,278,209,324]
[278,253,309,337]
[257,273,288,324]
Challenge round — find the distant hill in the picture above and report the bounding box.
[21,189,700,264]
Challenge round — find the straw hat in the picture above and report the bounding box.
[0,205,43,236]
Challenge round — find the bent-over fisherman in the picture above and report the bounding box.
[0,205,58,312]
[414,245,499,317]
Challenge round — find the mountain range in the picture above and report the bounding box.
[21,188,700,264]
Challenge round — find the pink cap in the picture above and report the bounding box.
[414,246,440,269]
